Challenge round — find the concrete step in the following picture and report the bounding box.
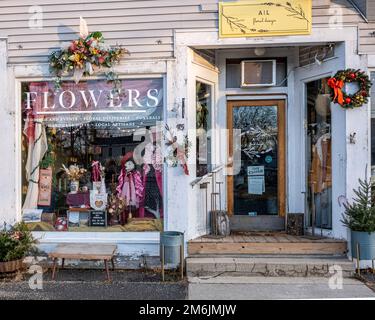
[186,255,355,278]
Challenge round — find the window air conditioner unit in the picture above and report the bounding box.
[241,59,276,87]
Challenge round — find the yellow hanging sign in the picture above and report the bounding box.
[219,0,312,38]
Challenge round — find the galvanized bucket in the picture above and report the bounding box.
[160,231,184,264]
[351,230,375,260]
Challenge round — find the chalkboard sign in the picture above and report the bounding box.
[89,210,107,227]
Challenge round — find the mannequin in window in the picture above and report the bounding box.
[139,140,163,219]
[116,151,144,224]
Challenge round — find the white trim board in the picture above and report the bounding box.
[9,62,171,248]
[33,232,161,256]
[12,60,169,78]
[175,26,358,49]
[226,95,287,101]
[32,231,160,244]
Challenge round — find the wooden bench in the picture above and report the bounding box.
[48,243,117,281]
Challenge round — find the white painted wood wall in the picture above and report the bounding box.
[0,0,369,64]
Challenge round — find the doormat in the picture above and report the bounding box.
[232,231,286,237]
[300,235,327,241]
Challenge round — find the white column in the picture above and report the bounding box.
[165,47,191,239]
[340,39,371,240]
[0,39,17,226]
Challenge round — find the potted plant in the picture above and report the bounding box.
[341,178,375,260]
[0,222,36,273]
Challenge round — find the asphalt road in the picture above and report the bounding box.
[0,269,188,300]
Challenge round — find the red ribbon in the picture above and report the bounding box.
[327,77,344,105]
[177,148,189,176]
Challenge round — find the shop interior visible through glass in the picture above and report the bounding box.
[306,78,332,230]
[21,79,164,232]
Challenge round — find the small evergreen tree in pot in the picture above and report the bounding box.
[341,178,375,260]
[0,222,36,273]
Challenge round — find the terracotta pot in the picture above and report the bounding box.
[0,259,24,273]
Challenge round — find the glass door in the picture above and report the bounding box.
[227,100,286,218]
[306,78,332,229]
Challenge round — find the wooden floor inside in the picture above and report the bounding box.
[188,232,348,256]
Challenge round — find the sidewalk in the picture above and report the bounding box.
[188,276,375,300]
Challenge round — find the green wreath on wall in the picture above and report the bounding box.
[327,69,371,109]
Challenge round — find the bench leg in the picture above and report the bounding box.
[180,244,184,280]
[61,258,65,269]
[111,258,115,271]
[51,258,58,280]
[104,259,111,281]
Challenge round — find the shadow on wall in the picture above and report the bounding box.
[18,24,78,81]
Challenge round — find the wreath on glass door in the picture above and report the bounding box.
[327,69,371,109]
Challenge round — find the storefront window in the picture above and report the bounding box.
[306,78,332,229]
[196,81,212,177]
[21,78,164,232]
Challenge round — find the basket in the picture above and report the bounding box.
[0,259,24,273]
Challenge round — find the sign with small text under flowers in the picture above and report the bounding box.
[219,0,312,38]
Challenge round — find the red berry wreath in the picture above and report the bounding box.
[327,69,371,109]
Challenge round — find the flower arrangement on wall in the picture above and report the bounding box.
[49,17,129,93]
[327,69,372,109]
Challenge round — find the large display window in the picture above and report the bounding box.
[21,78,164,232]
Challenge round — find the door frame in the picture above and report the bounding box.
[294,55,345,233]
[227,99,286,217]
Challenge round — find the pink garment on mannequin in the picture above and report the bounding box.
[91,161,101,182]
[116,169,143,208]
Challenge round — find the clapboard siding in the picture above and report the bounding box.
[359,22,375,53]
[0,0,368,65]
[0,13,218,30]
[0,6,204,22]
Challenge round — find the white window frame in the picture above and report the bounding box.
[12,61,170,251]
[240,59,277,87]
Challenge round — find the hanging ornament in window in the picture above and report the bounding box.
[327,69,372,109]
[164,124,191,175]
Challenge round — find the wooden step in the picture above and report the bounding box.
[188,240,348,256]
